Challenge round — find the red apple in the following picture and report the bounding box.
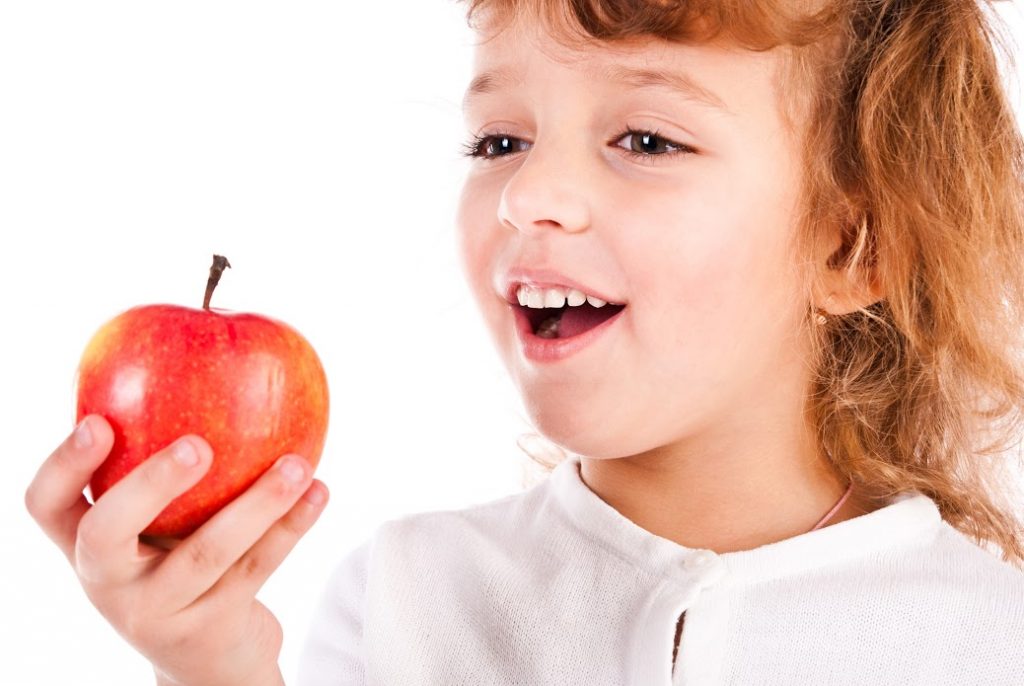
[75,255,329,538]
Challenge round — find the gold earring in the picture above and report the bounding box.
[815,294,834,325]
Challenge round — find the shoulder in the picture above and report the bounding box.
[368,478,553,573]
[908,521,1024,640]
[927,521,1024,591]
[313,472,556,594]
[293,487,540,686]
[296,536,373,686]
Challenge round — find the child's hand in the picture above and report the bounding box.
[24,414,329,686]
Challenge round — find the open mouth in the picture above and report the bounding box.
[519,301,627,339]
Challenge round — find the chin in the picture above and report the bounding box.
[523,402,628,460]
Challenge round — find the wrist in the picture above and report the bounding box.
[154,664,285,686]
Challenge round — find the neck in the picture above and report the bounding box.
[577,423,881,555]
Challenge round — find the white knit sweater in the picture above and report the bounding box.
[296,456,1024,685]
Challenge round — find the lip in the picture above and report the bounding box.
[510,300,627,363]
[500,267,626,306]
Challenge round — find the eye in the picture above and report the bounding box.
[459,127,695,162]
[612,128,695,159]
[460,132,530,160]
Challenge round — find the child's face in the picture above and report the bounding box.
[457,17,816,460]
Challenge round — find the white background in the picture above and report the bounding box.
[2,2,1022,685]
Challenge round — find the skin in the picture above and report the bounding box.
[24,415,325,686]
[23,13,890,682]
[457,15,886,557]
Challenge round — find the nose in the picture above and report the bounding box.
[496,142,592,236]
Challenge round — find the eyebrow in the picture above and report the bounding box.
[462,68,522,109]
[462,64,734,116]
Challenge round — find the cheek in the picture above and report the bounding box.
[616,180,756,326]
[455,179,492,290]
[611,181,795,389]
[456,177,509,335]
[628,175,801,378]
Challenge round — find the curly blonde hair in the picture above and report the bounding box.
[459,0,1024,568]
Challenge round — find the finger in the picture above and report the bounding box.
[24,415,115,563]
[74,435,212,584]
[150,454,318,610]
[203,478,329,610]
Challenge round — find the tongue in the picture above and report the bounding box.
[557,303,624,338]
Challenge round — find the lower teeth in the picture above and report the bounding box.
[535,315,561,339]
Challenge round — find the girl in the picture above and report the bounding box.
[25,0,1024,684]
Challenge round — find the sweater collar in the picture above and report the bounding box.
[548,454,943,585]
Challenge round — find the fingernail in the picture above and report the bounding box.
[303,483,327,506]
[73,418,94,449]
[172,439,200,467]
[277,456,306,483]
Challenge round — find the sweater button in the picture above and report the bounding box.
[684,550,717,570]
[685,550,726,588]
[698,558,727,588]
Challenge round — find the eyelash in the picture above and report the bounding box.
[459,127,696,163]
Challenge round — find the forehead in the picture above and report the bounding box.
[462,19,779,120]
[464,62,735,117]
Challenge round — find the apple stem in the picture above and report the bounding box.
[203,254,232,311]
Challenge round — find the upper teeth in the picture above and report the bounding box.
[516,284,611,309]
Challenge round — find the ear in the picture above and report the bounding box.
[811,215,885,315]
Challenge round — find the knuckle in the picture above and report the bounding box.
[165,627,195,655]
[185,536,224,572]
[24,453,74,521]
[23,482,46,521]
[136,452,181,494]
[74,511,105,556]
[279,509,309,539]
[266,478,298,500]
[238,552,266,580]
[264,457,308,499]
[140,459,170,488]
[268,474,308,503]
[52,441,81,470]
